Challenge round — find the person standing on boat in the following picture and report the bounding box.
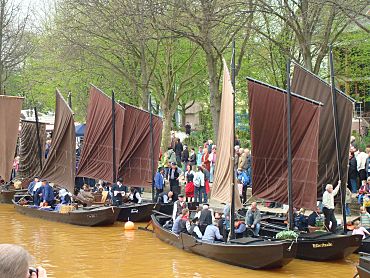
[38,179,55,207]
[168,162,182,201]
[111,178,127,206]
[199,204,213,234]
[129,187,142,204]
[172,194,187,221]
[154,167,165,198]
[27,176,39,195]
[322,181,341,233]
[246,202,261,236]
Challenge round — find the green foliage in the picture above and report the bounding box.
[275,230,299,240]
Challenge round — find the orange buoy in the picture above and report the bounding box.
[124,221,135,230]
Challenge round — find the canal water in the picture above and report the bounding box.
[0,204,359,277]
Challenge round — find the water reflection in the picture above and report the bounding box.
[0,204,359,277]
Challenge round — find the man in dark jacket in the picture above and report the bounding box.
[182,145,189,167]
[174,138,183,167]
[199,204,213,234]
[348,152,358,193]
[37,179,55,207]
[168,162,182,200]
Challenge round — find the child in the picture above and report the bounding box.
[352,220,370,239]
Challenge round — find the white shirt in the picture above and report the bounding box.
[322,184,340,209]
[129,192,142,204]
[357,152,368,171]
[194,171,205,187]
[33,182,42,192]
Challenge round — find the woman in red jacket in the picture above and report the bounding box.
[202,148,211,172]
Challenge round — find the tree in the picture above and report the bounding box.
[254,0,369,74]
[0,0,33,94]
[159,0,255,140]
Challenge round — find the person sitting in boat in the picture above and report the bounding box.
[129,187,142,204]
[27,176,39,195]
[202,219,223,242]
[77,184,94,206]
[156,191,173,204]
[308,206,322,227]
[245,202,261,236]
[172,194,187,221]
[111,178,127,206]
[37,179,55,207]
[294,208,308,231]
[234,220,247,238]
[360,206,370,231]
[58,189,72,205]
[199,204,213,234]
[322,181,341,233]
[187,217,203,239]
[154,167,165,199]
[352,220,370,239]
[172,208,189,235]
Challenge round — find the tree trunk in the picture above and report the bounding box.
[205,51,221,142]
[161,107,174,152]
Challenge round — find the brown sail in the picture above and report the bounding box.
[40,91,76,192]
[77,86,125,184]
[0,95,24,182]
[291,64,354,197]
[211,60,243,209]
[118,103,163,187]
[248,79,321,209]
[17,120,46,179]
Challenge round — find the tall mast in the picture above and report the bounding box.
[230,38,236,239]
[112,91,117,183]
[149,94,155,202]
[34,107,43,171]
[286,60,294,230]
[68,92,72,109]
[329,45,346,233]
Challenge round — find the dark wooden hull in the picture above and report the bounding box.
[358,237,370,253]
[0,190,15,204]
[357,253,370,278]
[117,203,156,222]
[14,203,120,226]
[151,214,296,270]
[260,223,362,261]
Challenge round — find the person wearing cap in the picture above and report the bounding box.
[168,162,182,200]
[111,177,127,206]
[37,179,54,207]
[172,194,187,221]
[27,177,39,195]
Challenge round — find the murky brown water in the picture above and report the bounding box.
[0,204,359,277]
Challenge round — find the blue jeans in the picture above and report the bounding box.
[210,164,215,183]
[200,186,207,203]
[247,215,260,235]
[194,187,200,203]
[345,203,351,216]
[349,178,358,193]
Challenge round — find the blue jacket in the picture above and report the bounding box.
[27,181,36,195]
[41,184,54,203]
[154,172,164,190]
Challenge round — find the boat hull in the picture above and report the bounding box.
[151,214,296,270]
[14,203,120,226]
[357,253,370,278]
[0,190,15,204]
[260,223,362,261]
[117,203,156,222]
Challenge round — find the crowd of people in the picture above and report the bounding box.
[25,176,144,210]
[167,196,262,242]
[156,132,252,204]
